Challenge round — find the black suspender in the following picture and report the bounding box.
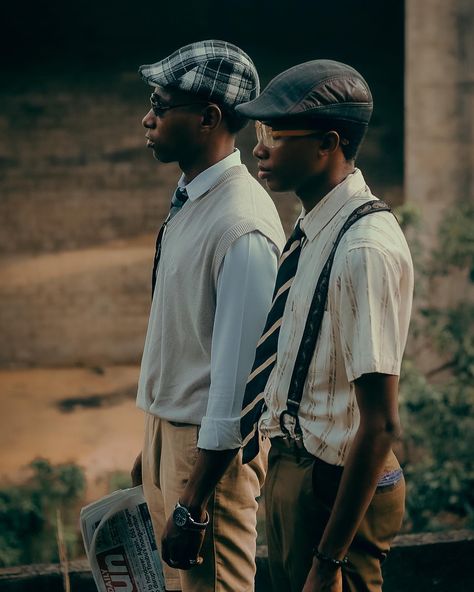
[279,199,392,439]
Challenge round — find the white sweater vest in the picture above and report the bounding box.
[136,165,285,423]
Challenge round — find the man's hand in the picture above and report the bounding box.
[161,514,205,570]
[160,448,238,570]
[131,451,143,487]
[302,558,342,592]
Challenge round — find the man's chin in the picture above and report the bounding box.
[151,150,172,164]
[265,177,290,193]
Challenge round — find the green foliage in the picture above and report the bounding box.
[399,201,474,532]
[431,202,474,279]
[107,470,132,492]
[0,489,43,566]
[394,202,422,233]
[420,302,474,382]
[400,362,474,531]
[0,459,86,567]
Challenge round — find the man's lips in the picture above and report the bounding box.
[145,137,155,148]
[257,166,271,179]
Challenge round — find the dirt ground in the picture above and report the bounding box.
[0,365,144,498]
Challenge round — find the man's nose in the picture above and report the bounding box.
[253,139,269,160]
[142,109,156,128]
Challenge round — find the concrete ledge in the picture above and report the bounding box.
[1,530,473,591]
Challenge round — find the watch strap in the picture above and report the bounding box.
[174,502,209,530]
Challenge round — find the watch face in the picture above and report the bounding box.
[173,505,188,528]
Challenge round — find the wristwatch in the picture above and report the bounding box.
[172,501,210,531]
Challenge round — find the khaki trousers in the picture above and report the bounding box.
[265,439,405,592]
[142,413,267,592]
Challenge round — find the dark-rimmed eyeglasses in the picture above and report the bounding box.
[150,93,210,117]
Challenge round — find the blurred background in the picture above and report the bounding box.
[0,0,472,569]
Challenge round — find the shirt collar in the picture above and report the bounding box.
[300,168,368,242]
[177,149,242,202]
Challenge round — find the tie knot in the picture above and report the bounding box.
[172,187,189,208]
[290,220,305,242]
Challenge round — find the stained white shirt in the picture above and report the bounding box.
[174,149,279,450]
[259,169,414,465]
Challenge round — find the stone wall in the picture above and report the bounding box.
[0,59,400,367]
[0,73,301,367]
[0,80,174,255]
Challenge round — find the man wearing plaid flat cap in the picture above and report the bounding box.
[236,60,414,592]
[132,40,285,592]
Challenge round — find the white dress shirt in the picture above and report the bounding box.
[259,169,414,465]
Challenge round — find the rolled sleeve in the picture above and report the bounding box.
[334,246,404,383]
[197,232,279,450]
[198,416,243,451]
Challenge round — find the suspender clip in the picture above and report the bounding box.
[279,409,303,443]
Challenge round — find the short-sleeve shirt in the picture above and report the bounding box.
[259,169,414,466]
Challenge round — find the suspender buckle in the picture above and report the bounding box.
[279,409,303,443]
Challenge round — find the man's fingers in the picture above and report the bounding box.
[161,538,170,564]
[131,453,143,486]
[161,527,205,570]
[162,537,188,569]
[188,555,203,566]
[168,558,180,567]
[162,548,203,570]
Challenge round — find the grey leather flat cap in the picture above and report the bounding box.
[235,59,372,126]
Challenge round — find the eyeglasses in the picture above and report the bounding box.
[255,121,323,148]
[149,93,210,117]
[255,121,349,149]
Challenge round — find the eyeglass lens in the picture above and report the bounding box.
[255,121,276,148]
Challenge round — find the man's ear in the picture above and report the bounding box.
[201,104,222,130]
[319,131,341,154]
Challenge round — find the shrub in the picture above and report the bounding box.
[397,202,474,531]
[0,459,86,567]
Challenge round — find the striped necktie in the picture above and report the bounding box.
[240,221,305,463]
[151,187,188,296]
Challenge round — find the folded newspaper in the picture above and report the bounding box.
[80,485,165,592]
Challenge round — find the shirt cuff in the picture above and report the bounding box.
[197,416,243,451]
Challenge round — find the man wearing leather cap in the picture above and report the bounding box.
[236,60,414,592]
[132,40,285,592]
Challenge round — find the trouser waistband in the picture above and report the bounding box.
[270,436,403,489]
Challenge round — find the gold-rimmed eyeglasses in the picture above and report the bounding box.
[255,121,349,149]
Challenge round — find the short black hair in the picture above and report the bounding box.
[191,91,249,135]
[303,118,368,161]
[326,120,368,161]
[220,108,250,134]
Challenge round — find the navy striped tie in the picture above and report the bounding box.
[240,221,305,463]
[151,187,188,296]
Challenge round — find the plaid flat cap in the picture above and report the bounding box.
[139,40,260,110]
[236,59,372,125]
